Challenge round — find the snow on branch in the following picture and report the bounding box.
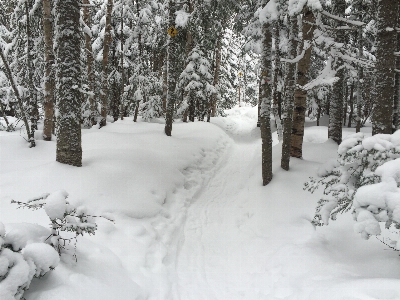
[321,10,364,26]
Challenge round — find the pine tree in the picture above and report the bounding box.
[54,0,82,167]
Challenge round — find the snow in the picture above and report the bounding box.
[1,110,400,299]
[22,243,60,277]
[43,190,68,220]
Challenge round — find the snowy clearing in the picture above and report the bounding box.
[1,107,399,300]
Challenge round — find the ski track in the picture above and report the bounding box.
[172,112,269,300]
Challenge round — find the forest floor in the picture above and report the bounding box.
[1,106,400,299]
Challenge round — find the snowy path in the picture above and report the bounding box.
[172,109,400,300]
[174,140,263,299]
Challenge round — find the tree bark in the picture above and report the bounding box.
[99,0,113,127]
[210,36,221,118]
[393,8,400,131]
[42,0,55,140]
[25,1,38,137]
[281,14,298,171]
[348,83,354,128]
[260,23,273,185]
[119,1,125,120]
[372,0,398,135]
[290,7,315,158]
[82,0,95,126]
[356,25,363,132]
[328,0,346,144]
[54,0,82,166]
[165,0,178,136]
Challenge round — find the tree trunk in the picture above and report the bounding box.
[99,0,113,127]
[260,23,273,186]
[328,0,346,144]
[165,0,178,136]
[54,0,82,166]
[281,14,298,171]
[82,0,95,126]
[343,83,348,126]
[372,0,398,135]
[393,9,400,131]
[211,36,221,118]
[42,0,55,140]
[272,22,283,141]
[0,47,35,147]
[119,2,125,120]
[348,83,354,128]
[290,7,315,158]
[25,1,38,137]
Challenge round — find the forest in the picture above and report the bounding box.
[0,0,400,299]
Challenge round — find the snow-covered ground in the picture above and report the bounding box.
[1,107,399,300]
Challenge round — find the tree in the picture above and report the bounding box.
[328,0,346,144]
[99,0,113,127]
[260,21,273,186]
[290,7,316,158]
[42,0,54,140]
[54,0,82,167]
[165,0,178,136]
[372,0,398,135]
[281,13,298,170]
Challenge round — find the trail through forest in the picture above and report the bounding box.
[171,108,400,300]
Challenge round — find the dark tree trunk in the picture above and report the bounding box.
[43,0,55,140]
[328,0,346,144]
[348,83,354,128]
[99,0,113,127]
[260,23,273,185]
[164,0,178,136]
[291,7,316,158]
[281,14,298,171]
[54,0,82,166]
[372,0,398,135]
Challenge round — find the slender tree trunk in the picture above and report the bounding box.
[348,83,354,127]
[393,9,400,130]
[211,36,221,118]
[0,47,34,146]
[356,28,363,132]
[42,0,54,140]
[328,0,346,144]
[257,78,261,127]
[317,97,321,126]
[26,2,38,137]
[162,57,167,112]
[165,0,178,136]
[99,0,113,127]
[372,0,398,135]
[281,14,298,170]
[260,23,273,185]
[343,83,348,126]
[54,0,81,166]
[290,8,315,158]
[183,0,195,121]
[82,0,95,126]
[272,22,283,141]
[119,2,125,120]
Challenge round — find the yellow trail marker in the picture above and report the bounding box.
[167,26,178,37]
[238,71,243,77]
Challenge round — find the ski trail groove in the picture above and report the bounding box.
[173,136,261,300]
